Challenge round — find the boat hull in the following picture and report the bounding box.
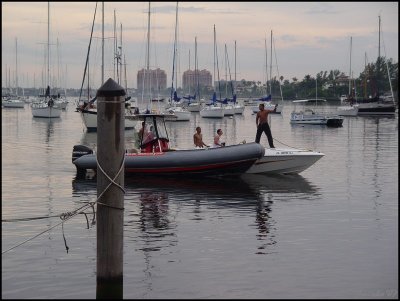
[2,100,25,108]
[186,103,201,112]
[200,106,225,118]
[31,103,62,118]
[78,108,136,131]
[337,105,359,116]
[246,147,324,174]
[290,112,343,127]
[73,142,265,177]
[356,102,395,115]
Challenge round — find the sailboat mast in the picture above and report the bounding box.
[113,10,116,80]
[234,40,236,92]
[377,15,381,98]
[171,2,178,100]
[175,2,178,93]
[102,2,104,84]
[188,49,191,95]
[147,2,151,99]
[213,24,216,91]
[120,23,123,85]
[349,37,352,96]
[269,30,272,96]
[15,38,18,96]
[364,52,367,98]
[195,36,200,98]
[57,38,60,93]
[47,2,50,90]
[225,44,227,97]
[264,36,268,94]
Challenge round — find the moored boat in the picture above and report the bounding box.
[72,113,264,177]
[246,147,324,175]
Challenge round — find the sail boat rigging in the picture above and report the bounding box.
[31,2,62,118]
[164,2,191,121]
[199,24,224,118]
[3,38,25,108]
[185,37,202,112]
[75,2,136,131]
[337,36,359,116]
[356,15,395,115]
[251,30,282,114]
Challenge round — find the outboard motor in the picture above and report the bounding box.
[72,145,93,163]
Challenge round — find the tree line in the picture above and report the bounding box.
[235,57,398,101]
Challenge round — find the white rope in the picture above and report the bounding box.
[2,154,126,255]
[95,154,126,210]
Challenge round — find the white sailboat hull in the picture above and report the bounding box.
[31,103,62,118]
[200,106,225,118]
[246,147,324,174]
[165,107,191,121]
[234,104,245,114]
[337,105,359,116]
[223,105,235,116]
[79,110,137,131]
[2,99,25,108]
[186,102,202,112]
[356,102,396,115]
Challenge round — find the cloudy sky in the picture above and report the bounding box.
[2,1,398,89]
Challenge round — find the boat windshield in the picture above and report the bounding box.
[155,116,168,139]
[141,115,169,141]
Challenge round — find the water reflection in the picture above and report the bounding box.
[72,174,319,257]
[240,173,320,195]
[32,118,61,144]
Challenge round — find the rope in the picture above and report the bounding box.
[2,211,94,223]
[2,154,126,255]
[95,154,126,210]
[2,202,95,255]
[273,137,313,151]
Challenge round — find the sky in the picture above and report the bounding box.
[2,1,398,89]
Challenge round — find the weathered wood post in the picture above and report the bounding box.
[96,78,125,299]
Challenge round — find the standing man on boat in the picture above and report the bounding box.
[255,103,277,148]
[193,126,208,148]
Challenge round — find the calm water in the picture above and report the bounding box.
[2,100,398,299]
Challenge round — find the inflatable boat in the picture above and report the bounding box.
[72,113,264,177]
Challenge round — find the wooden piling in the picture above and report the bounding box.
[96,78,125,299]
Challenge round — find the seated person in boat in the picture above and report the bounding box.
[212,129,225,148]
[143,125,156,144]
[138,122,147,140]
[193,126,209,148]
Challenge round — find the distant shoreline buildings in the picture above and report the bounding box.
[136,68,213,93]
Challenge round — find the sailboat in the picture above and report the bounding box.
[2,38,25,108]
[337,36,359,116]
[251,31,283,114]
[356,15,396,115]
[185,43,202,112]
[164,2,191,121]
[75,3,136,131]
[220,44,236,116]
[31,3,62,118]
[199,24,225,118]
[231,40,245,114]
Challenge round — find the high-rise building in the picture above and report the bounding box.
[137,68,167,92]
[182,69,212,91]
